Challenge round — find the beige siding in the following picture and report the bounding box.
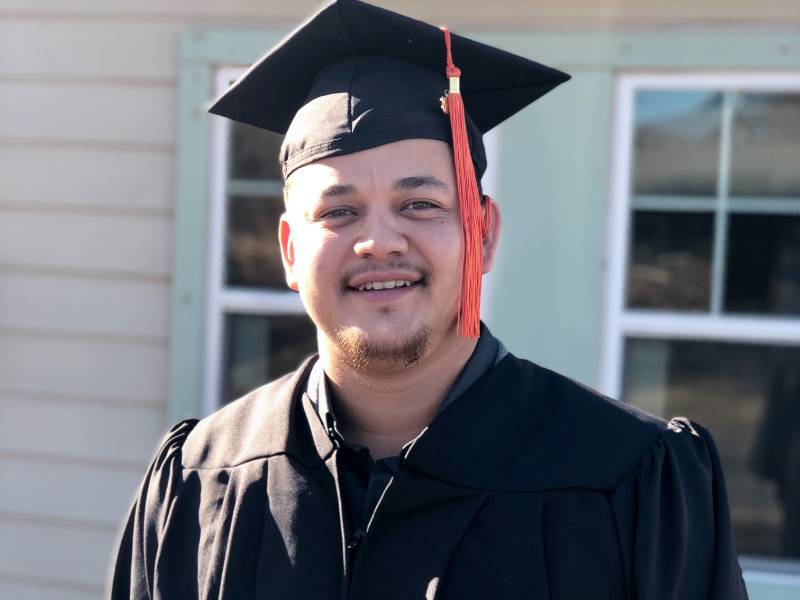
[0,457,144,523]
[0,580,102,600]
[0,334,168,401]
[0,517,116,588]
[0,0,182,590]
[0,3,179,591]
[0,0,798,24]
[0,210,172,275]
[0,272,169,338]
[0,82,176,146]
[0,146,175,212]
[0,21,180,81]
[0,396,164,464]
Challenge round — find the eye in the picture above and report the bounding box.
[403,199,439,211]
[320,207,356,219]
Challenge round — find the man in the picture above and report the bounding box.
[111,1,750,598]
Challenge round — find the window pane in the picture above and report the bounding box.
[725,214,800,315]
[731,93,800,198]
[229,120,284,181]
[222,312,317,403]
[623,338,800,559]
[225,194,285,288]
[632,90,721,197]
[627,211,713,310]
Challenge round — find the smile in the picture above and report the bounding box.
[346,270,425,293]
[356,279,416,291]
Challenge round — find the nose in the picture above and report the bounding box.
[353,211,408,260]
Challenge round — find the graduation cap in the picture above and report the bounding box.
[209,0,570,338]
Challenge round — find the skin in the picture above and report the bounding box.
[279,138,501,458]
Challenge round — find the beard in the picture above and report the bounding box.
[333,324,432,370]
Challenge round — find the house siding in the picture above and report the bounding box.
[0,12,177,600]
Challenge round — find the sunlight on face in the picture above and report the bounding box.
[279,138,464,369]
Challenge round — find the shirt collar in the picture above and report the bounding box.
[306,322,506,452]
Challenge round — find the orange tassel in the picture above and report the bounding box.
[441,27,483,339]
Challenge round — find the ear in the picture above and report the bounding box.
[278,213,300,291]
[481,196,502,274]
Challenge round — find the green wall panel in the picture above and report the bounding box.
[169,30,285,422]
[487,69,612,386]
[168,61,212,424]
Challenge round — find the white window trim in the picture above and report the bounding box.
[600,72,800,400]
[203,67,306,415]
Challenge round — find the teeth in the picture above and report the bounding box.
[355,279,417,291]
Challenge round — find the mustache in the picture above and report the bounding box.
[339,260,429,291]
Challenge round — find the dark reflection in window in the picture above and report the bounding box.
[725,214,800,316]
[225,195,286,289]
[627,211,713,310]
[222,312,317,403]
[632,90,721,197]
[623,338,800,558]
[731,93,800,198]
[229,120,284,181]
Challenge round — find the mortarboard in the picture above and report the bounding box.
[209,0,570,338]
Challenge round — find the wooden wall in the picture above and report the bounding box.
[0,1,797,598]
[0,8,176,600]
[2,0,800,25]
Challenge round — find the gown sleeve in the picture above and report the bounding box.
[612,417,750,600]
[109,419,198,600]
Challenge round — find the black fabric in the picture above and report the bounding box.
[111,354,749,599]
[306,322,506,531]
[279,56,488,180]
[207,0,569,178]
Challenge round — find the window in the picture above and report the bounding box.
[603,74,800,564]
[203,68,318,412]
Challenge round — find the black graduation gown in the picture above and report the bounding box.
[110,354,749,599]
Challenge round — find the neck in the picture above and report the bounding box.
[319,328,478,459]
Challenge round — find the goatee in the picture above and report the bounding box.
[334,325,431,370]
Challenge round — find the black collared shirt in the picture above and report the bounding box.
[305,323,507,530]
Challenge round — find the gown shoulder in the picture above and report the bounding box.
[610,417,750,599]
[109,419,199,599]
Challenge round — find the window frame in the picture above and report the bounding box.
[600,72,800,400]
[601,71,800,579]
[202,66,307,414]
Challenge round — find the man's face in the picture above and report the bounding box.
[279,138,465,367]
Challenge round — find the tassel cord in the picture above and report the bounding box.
[441,27,484,339]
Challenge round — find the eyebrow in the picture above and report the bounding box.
[320,184,358,199]
[318,175,451,200]
[392,175,451,193]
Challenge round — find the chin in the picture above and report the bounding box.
[332,321,432,370]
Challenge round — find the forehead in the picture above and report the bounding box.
[286,138,455,195]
